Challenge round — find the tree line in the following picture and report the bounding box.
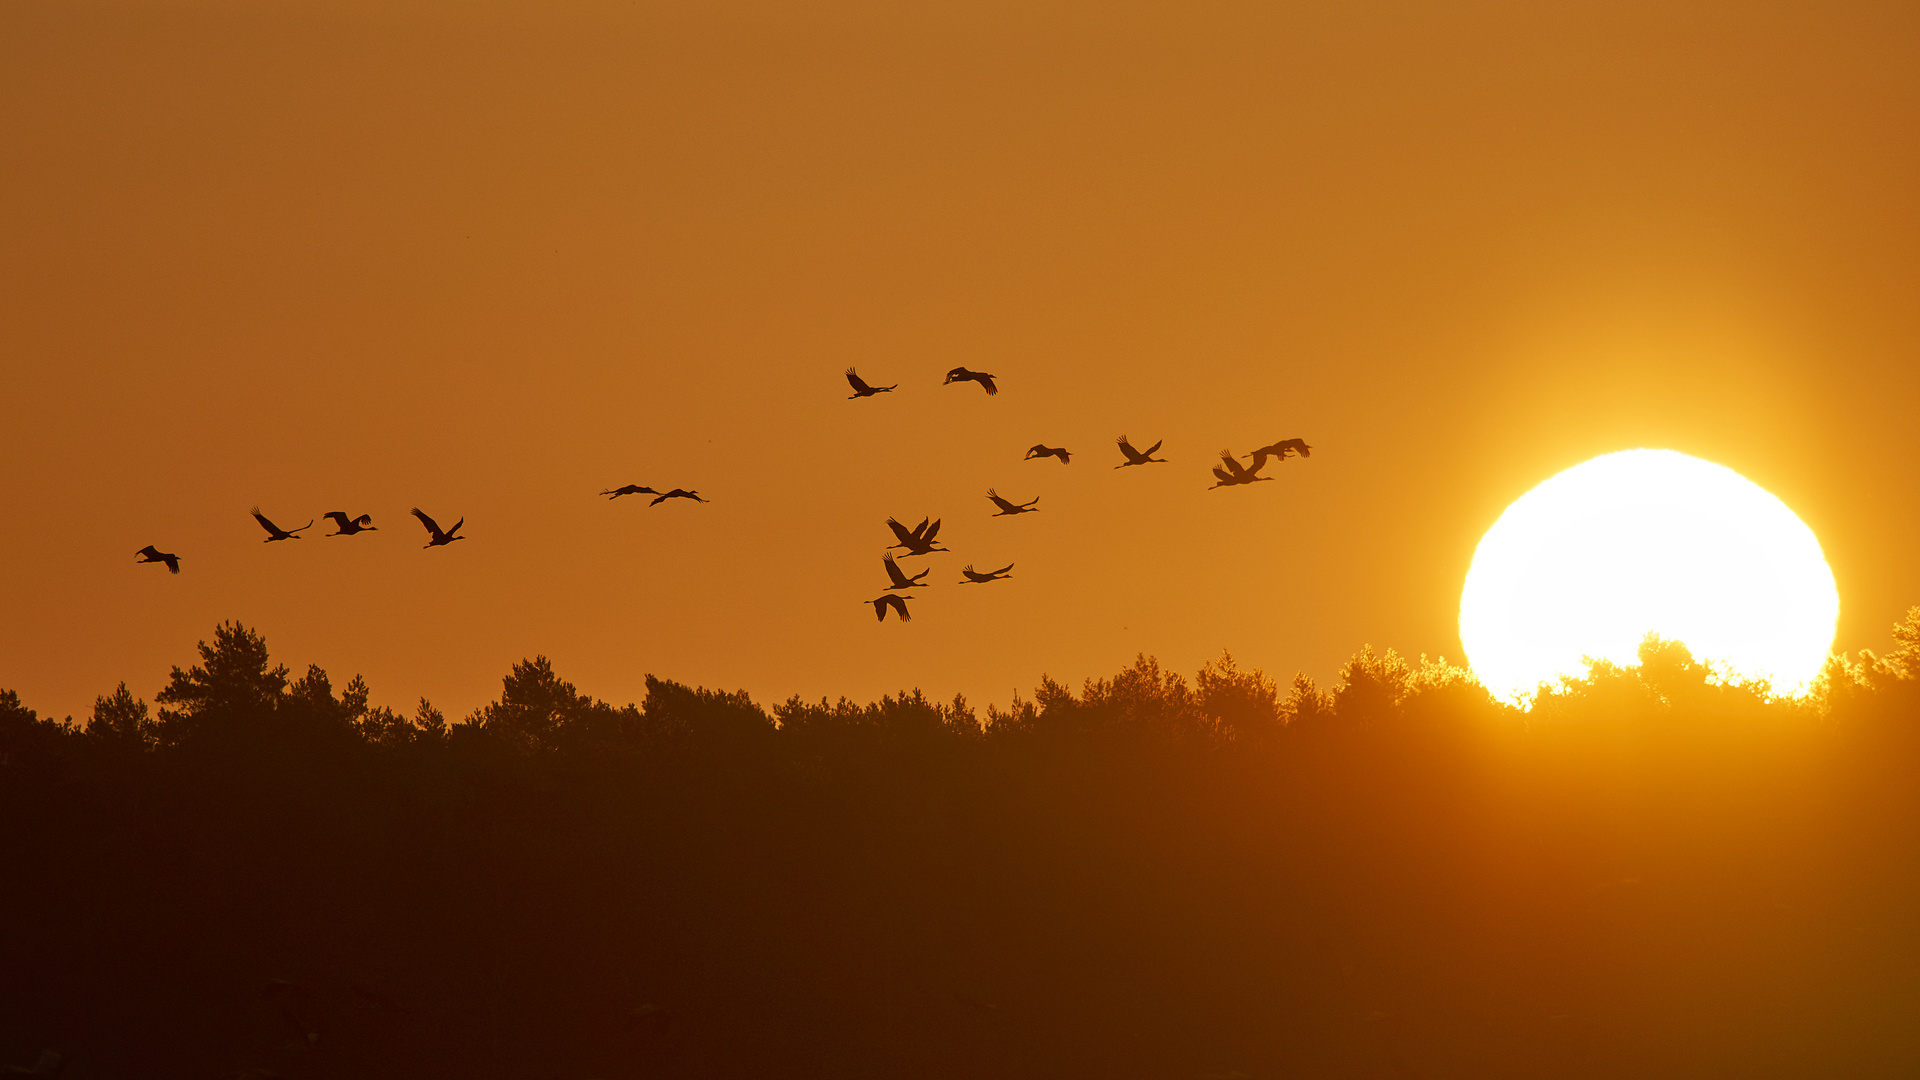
[3,619,1919,1078]
[15,612,1918,763]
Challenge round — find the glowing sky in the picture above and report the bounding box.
[3,0,1918,718]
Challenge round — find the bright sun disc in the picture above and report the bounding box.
[1460,449,1838,703]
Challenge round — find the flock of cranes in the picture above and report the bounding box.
[133,367,1311,631]
[846,367,1311,623]
[600,485,709,505]
[133,505,469,574]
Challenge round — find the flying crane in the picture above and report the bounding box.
[986,489,1040,516]
[845,368,898,398]
[251,508,312,542]
[1114,435,1167,468]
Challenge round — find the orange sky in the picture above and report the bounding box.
[4,0,1918,721]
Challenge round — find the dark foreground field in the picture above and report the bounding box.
[5,623,1920,1079]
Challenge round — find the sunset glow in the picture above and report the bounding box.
[1459,449,1839,703]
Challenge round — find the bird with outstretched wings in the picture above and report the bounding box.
[865,594,914,622]
[411,507,465,547]
[1249,438,1312,470]
[883,553,929,590]
[959,563,1013,583]
[986,489,1039,516]
[845,368,898,398]
[601,484,659,500]
[323,511,376,535]
[251,507,312,542]
[942,367,998,395]
[1115,435,1166,468]
[886,516,946,555]
[135,545,181,574]
[1208,449,1272,489]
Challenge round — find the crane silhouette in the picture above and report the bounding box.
[959,563,1014,583]
[601,484,660,500]
[943,367,999,395]
[845,368,897,398]
[883,553,930,589]
[251,508,312,542]
[135,545,181,574]
[1249,438,1312,470]
[650,488,707,506]
[1114,435,1167,468]
[1208,449,1273,489]
[1024,444,1071,464]
[886,516,948,556]
[986,488,1040,516]
[864,594,914,622]
[322,512,377,536]
[410,508,465,547]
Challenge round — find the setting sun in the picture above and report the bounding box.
[1460,449,1839,703]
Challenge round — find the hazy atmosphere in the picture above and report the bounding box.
[11,4,1920,1078]
[6,0,1919,717]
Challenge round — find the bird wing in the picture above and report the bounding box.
[411,507,442,536]
[989,563,1014,576]
[1142,439,1162,456]
[355,514,373,526]
[846,368,872,393]
[137,545,162,559]
[323,511,347,525]
[884,554,912,588]
[944,367,966,382]
[977,372,998,395]
[884,595,912,622]
[1056,448,1070,463]
[886,517,915,545]
[250,508,280,535]
[1211,465,1233,483]
[987,489,1016,512]
[163,554,180,574]
[922,518,942,543]
[1116,436,1139,460]
[1283,438,1311,457]
[1221,451,1254,480]
[447,518,464,536]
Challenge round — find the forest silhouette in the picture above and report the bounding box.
[5,621,1920,1078]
